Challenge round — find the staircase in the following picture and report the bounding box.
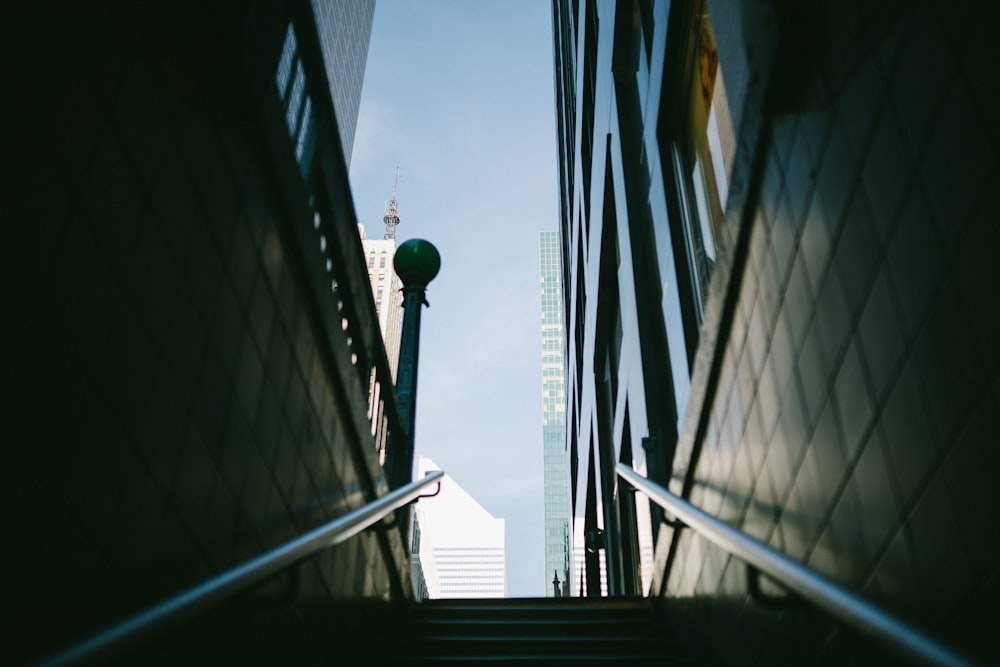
[383,597,713,665]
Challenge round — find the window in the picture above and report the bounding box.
[274,23,315,176]
[661,5,740,330]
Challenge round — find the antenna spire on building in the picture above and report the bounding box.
[383,166,401,240]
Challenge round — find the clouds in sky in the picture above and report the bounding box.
[349,0,559,596]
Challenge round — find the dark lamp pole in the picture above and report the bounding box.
[385,239,440,490]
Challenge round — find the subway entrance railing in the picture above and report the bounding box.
[32,472,444,667]
[615,464,979,667]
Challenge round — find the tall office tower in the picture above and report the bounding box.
[359,175,404,379]
[539,232,572,596]
[359,177,404,464]
[415,458,507,599]
[553,0,999,663]
[310,0,376,167]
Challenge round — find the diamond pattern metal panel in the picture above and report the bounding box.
[4,4,404,664]
[667,0,1000,664]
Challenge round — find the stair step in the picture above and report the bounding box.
[406,634,668,647]
[402,620,663,639]
[417,596,650,608]
[374,597,715,666]
[386,657,707,665]
[411,600,654,624]
[398,656,683,665]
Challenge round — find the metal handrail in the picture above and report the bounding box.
[616,464,977,667]
[34,470,445,667]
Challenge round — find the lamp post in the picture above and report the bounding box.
[385,239,440,490]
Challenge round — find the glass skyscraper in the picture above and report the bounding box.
[310,0,376,167]
[539,232,571,596]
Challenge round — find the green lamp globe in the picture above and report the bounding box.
[394,239,441,287]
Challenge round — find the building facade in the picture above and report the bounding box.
[359,180,404,464]
[359,224,403,379]
[539,232,572,596]
[310,0,376,167]
[415,458,507,599]
[359,224,402,465]
[553,0,999,664]
[571,520,607,597]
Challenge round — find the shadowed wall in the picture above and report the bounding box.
[2,2,407,664]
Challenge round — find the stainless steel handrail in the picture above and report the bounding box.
[35,470,445,667]
[616,464,977,667]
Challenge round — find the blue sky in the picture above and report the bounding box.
[349,0,558,597]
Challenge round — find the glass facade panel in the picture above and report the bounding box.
[539,232,571,595]
[310,0,376,167]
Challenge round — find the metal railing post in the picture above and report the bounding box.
[384,239,440,491]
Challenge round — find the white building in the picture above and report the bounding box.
[571,520,607,597]
[358,225,402,380]
[359,180,405,463]
[415,458,506,598]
